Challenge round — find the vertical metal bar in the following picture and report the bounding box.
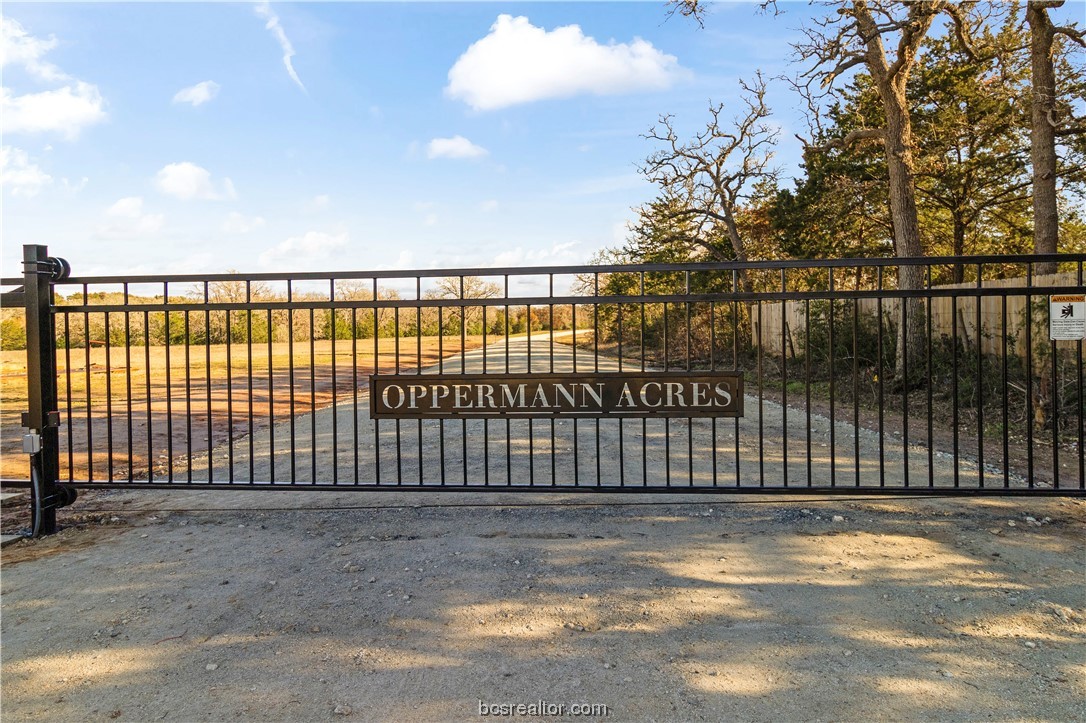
[634,273,642,486]
[142,307,151,482]
[267,307,275,482]
[550,275,556,487]
[84,284,93,482]
[663,300,669,372]
[226,307,234,482]
[163,282,174,481]
[528,303,535,487]
[104,311,114,480]
[686,273,693,487]
[352,307,359,485]
[852,288,860,487]
[460,279,467,485]
[618,301,625,487]
[286,285,296,482]
[732,270,740,488]
[572,302,579,484]
[780,269,788,487]
[805,298,812,487]
[952,293,960,487]
[756,298,763,487]
[374,283,381,485]
[828,269,836,487]
[902,287,910,488]
[312,306,319,484]
[483,307,489,487]
[184,309,192,482]
[596,274,602,486]
[1002,293,1010,488]
[504,281,510,486]
[876,267,885,487]
[710,299,717,487]
[22,245,60,534]
[331,284,339,486]
[64,313,73,482]
[204,283,213,484]
[975,265,984,488]
[660,296,669,487]
[122,286,133,477]
[1026,264,1034,487]
[926,267,934,488]
[395,306,402,485]
[437,304,445,485]
[1052,333,1059,490]
[1078,261,1085,490]
[245,282,254,482]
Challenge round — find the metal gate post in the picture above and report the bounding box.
[22,244,64,536]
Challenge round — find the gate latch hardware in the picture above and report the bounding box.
[22,433,41,455]
[20,411,60,429]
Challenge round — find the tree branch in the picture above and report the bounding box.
[807,127,886,152]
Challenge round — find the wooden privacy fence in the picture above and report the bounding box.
[752,273,1079,358]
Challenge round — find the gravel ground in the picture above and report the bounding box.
[2,338,1083,722]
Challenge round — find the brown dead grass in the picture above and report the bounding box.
[0,335,484,481]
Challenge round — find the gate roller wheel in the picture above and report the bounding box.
[57,486,78,508]
[47,257,71,281]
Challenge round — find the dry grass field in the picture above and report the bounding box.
[0,335,485,481]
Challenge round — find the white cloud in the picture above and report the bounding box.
[492,240,580,268]
[61,176,88,193]
[259,230,348,269]
[1,83,106,140]
[0,19,106,139]
[96,196,164,239]
[426,135,488,160]
[1,145,52,196]
[223,212,266,233]
[172,80,220,107]
[253,2,305,92]
[479,199,499,212]
[0,17,66,82]
[155,162,237,201]
[446,15,687,111]
[106,196,144,218]
[304,194,330,212]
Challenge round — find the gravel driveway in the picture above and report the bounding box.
[2,339,1083,722]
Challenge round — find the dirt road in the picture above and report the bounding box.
[2,338,1083,722]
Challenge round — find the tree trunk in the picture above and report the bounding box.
[952,214,967,284]
[881,80,926,388]
[1027,1,1061,274]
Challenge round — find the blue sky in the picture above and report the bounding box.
[4,2,1074,282]
[1,2,814,280]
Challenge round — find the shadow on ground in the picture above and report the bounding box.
[2,492,1084,722]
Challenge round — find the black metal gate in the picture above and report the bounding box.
[3,245,1084,534]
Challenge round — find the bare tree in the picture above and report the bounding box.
[424,276,501,335]
[207,273,272,303]
[1026,1,1085,273]
[640,72,779,290]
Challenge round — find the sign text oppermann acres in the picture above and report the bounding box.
[370,373,744,419]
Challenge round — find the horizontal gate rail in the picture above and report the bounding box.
[1,247,1083,519]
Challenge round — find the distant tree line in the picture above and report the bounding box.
[0,277,575,351]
